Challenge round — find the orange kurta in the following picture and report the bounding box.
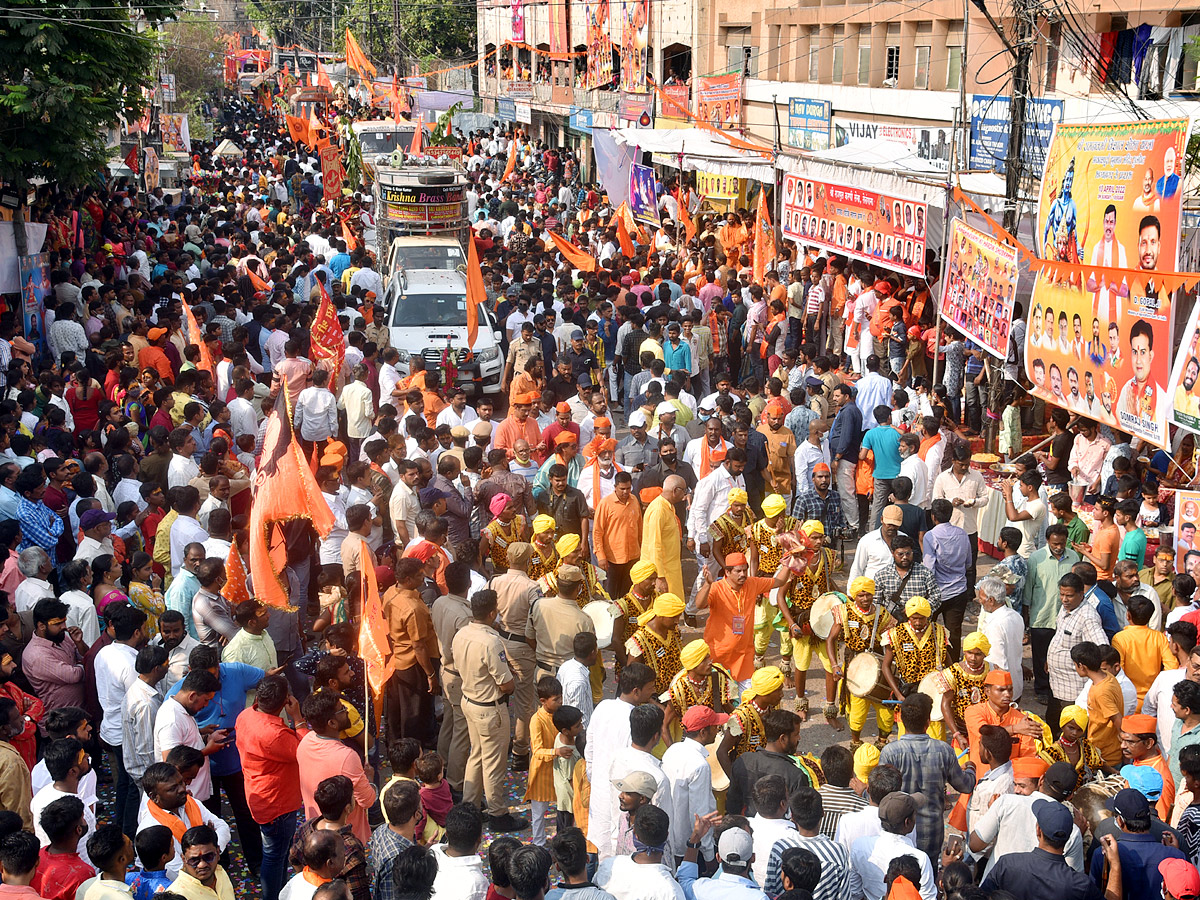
[705,576,777,681]
[593,492,642,567]
[494,415,543,452]
[964,701,1040,774]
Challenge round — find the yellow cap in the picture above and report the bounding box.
[532,514,557,535]
[853,743,881,782]
[630,559,657,583]
[905,596,932,618]
[680,639,710,669]
[962,631,991,654]
[728,488,749,505]
[849,576,876,597]
[555,533,581,557]
[761,494,787,517]
[637,592,686,626]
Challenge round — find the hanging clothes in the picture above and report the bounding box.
[1108,29,1135,85]
[1132,24,1153,81]
[1098,31,1118,83]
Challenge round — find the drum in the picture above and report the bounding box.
[583,600,620,649]
[918,670,950,721]
[809,592,845,640]
[845,652,893,705]
[706,740,730,792]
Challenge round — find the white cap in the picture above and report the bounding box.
[628,410,648,428]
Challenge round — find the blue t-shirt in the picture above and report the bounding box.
[128,869,173,900]
[861,425,902,479]
[167,661,265,776]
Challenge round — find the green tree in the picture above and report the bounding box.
[0,0,183,251]
[159,13,225,98]
[393,0,474,61]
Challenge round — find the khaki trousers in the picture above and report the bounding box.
[505,639,538,757]
[437,670,470,793]
[462,697,512,817]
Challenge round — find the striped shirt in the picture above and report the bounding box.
[818,784,868,841]
[763,831,850,900]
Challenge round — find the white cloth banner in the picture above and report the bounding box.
[0,221,48,294]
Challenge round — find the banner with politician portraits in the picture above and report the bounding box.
[940,219,1019,360]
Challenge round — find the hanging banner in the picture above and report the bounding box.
[549,0,569,55]
[619,91,653,124]
[941,219,1019,360]
[629,163,660,228]
[780,173,928,278]
[1026,118,1189,448]
[510,0,525,42]
[696,73,742,129]
[319,145,345,201]
[144,147,160,191]
[585,0,613,89]
[18,254,50,359]
[161,113,191,153]
[619,0,650,92]
[1167,300,1200,434]
[969,95,1065,174]
[1175,490,1200,575]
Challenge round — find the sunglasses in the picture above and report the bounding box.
[185,852,218,865]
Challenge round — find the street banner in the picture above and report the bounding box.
[510,0,525,42]
[17,254,49,359]
[787,98,832,151]
[619,0,650,92]
[144,147,160,191]
[1025,118,1189,448]
[941,218,1019,360]
[629,164,660,228]
[1166,301,1200,434]
[585,0,613,89]
[1174,490,1200,575]
[696,74,741,129]
[319,145,345,202]
[780,173,928,278]
[549,0,568,55]
[161,113,190,153]
[969,95,1064,173]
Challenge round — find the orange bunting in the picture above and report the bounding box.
[359,554,395,695]
[549,232,598,272]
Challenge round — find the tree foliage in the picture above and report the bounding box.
[390,0,474,62]
[0,0,183,189]
[159,13,225,99]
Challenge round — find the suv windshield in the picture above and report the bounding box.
[391,292,468,327]
[393,245,464,270]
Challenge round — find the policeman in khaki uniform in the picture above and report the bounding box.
[451,589,529,832]
[429,562,473,796]
[489,541,542,769]
[527,564,596,676]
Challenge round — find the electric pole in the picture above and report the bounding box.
[1003,6,1035,233]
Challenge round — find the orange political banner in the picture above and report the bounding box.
[319,144,345,202]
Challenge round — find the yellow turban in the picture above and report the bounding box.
[680,639,710,670]
[849,577,876,597]
[638,592,686,625]
[905,596,932,618]
[630,559,658,583]
[800,520,825,537]
[741,666,785,704]
[854,743,880,782]
[533,514,557,535]
[962,632,991,655]
[728,488,749,505]
[1060,705,1088,731]
[761,494,787,517]
[555,533,581,557]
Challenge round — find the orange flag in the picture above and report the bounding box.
[359,554,395,695]
[285,114,308,145]
[249,405,334,609]
[466,233,487,350]
[390,74,403,121]
[549,232,597,273]
[308,109,324,147]
[679,197,697,245]
[502,141,517,182]
[344,27,377,79]
[181,299,215,378]
[616,205,635,258]
[310,279,346,379]
[316,59,333,90]
[341,219,359,252]
[224,547,252,608]
[752,187,775,286]
[247,267,271,293]
[409,119,423,156]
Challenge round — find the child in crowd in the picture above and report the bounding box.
[127,825,175,900]
[415,751,453,829]
[314,566,349,633]
[526,675,564,846]
[553,705,584,832]
[381,738,442,845]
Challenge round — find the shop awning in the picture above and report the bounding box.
[610,127,776,183]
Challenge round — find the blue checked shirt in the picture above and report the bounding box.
[17,497,63,564]
[793,487,846,534]
[879,733,977,861]
[368,823,413,900]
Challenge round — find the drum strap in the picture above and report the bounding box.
[888,570,914,620]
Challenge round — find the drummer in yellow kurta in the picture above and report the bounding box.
[881,595,950,740]
[640,474,687,598]
[826,576,895,748]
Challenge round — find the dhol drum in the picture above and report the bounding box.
[918,670,951,721]
[809,592,845,640]
[845,652,894,705]
[583,600,620,649]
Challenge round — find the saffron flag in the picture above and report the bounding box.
[249,402,334,609]
[123,146,140,176]
[224,547,252,608]
[502,141,517,182]
[344,28,377,83]
[247,267,271,293]
[679,197,697,245]
[311,279,346,379]
[615,203,635,258]
[466,232,487,350]
[285,114,308,145]
[341,219,359,252]
[549,232,598,273]
[752,187,775,286]
[308,109,324,146]
[181,299,215,378]
[359,554,395,695]
[390,74,404,120]
[409,119,423,156]
[316,59,333,90]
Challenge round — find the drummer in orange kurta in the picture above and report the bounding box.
[964,669,1046,774]
[695,551,792,686]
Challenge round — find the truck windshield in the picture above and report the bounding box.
[393,245,464,270]
[358,130,410,155]
[391,293,468,327]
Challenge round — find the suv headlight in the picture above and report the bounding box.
[396,349,410,363]
[477,347,500,363]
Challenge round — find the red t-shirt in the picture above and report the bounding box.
[32,849,94,900]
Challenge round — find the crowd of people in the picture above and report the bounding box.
[1,90,1199,900]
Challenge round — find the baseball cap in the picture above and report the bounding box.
[717,827,753,865]
[611,770,657,799]
[1120,764,1164,802]
[681,705,730,731]
[877,792,925,830]
[1160,859,1200,900]
[1032,798,1073,843]
[1042,761,1079,796]
[418,486,449,506]
[577,372,594,387]
[79,509,117,530]
[1108,787,1152,824]
[881,505,904,526]
[570,329,585,340]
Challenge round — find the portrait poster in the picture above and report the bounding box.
[1167,300,1200,434]
[17,254,49,359]
[1174,490,1200,575]
[940,219,1019,360]
[161,113,191,153]
[585,0,613,89]
[696,74,742,129]
[780,173,928,279]
[144,147,160,191]
[628,163,660,227]
[1025,118,1188,448]
[619,0,649,92]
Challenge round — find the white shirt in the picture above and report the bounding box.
[136,792,230,878]
[900,454,929,507]
[557,657,594,728]
[429,843,489,900]
[31,763,97,812]
[971,790,1084,878]
[94,642,138,745]
[319,491,349,564]
[112,477,145,512]
[436,405,479,430]
[339,381,375,440]
[687,466,745,545]
[227,396,258,439]
[13,577,53,615]
[661,738,716,859]
[848,530,895,583]
[61,589,101,645]
[595,856,685,900]
[835,804,882,854]
[1143,666,1187,753]
[169,514,209,577]
[586,698,634,859]
[153,695,212,801]
[31,783,95,861]
[150,633,199,691]
[749,814,797,888]
[388,481,419,544]
[982,604,1025,701]
[279,873,321,900]
[167,453,200,488]
[848,831,936,900]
